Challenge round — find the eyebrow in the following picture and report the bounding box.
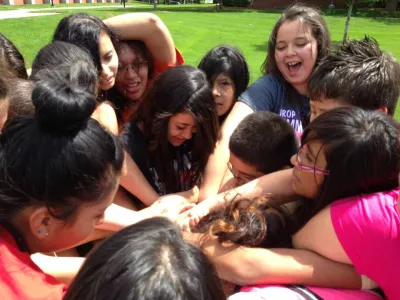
[104,50,113,56]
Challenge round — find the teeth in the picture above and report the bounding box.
[288,62,299,66]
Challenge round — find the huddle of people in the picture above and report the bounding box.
[0,3,400,300]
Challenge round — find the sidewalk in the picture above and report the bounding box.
[0,5,131,19]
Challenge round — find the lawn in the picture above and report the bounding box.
[0,3,400,116]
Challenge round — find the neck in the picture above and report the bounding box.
[10,211,40,254]
[292,82,308,96]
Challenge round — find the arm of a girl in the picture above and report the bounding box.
[183,232,362,289]
[91,102,119,135]
[104,13,176,66]
[177,168,297,230]
[119,154,160,206]
[292,206,351,264]
[198,101,254,201]
[97,199,194,232]
[292,206,379,290]
[31,254,85,285]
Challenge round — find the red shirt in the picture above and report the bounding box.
[153,48,185,77]
[0,226,67,300]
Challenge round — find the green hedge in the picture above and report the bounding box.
[221,0,250,7]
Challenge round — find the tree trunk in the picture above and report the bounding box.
[386,0,398,11]
[153,0,157,10]
[343,0,354,42]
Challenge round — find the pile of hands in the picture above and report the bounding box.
[144,186,220,231]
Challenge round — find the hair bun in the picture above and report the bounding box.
[32,70,96,134]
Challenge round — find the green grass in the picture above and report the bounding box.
[0,4,400,117]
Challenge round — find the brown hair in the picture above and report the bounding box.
[261,3,330,105]
[195,196,292,248]
[6,78,34,120]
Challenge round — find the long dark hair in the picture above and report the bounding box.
[198,45,249,100]
[294,107,400,230]
[31,41,99,98]
[0,63,123,224]
[138,65,219,193]
[0,33,28,79]
[64,217,225,300]
[261,3,330,105]
[53,13,118,74]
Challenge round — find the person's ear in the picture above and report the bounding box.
[29,207,53,240]
[378,106,388,114]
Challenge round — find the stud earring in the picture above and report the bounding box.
[37,229,48,236]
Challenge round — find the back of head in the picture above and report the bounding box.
[229,112,298,174]
[31,41,98,97]
[0,33,28,80]
[263,3,330,76]
[64,217,225,300]
[6,78,34,120]
[309,36,400,116]
[196,197,292,249]
[139,65,219,192]
[53,13,116,72]
[0,64,123,224]
[302,107,400,214]
[198,45,249,99]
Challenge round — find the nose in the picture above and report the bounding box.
[125,66,137,79]
[212,86,220,98]
[182,128,193,140]
[102,64,112,78]
[290,154,297,167]
[286,44,296,56]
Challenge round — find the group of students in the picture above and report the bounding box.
[0,3,400,300]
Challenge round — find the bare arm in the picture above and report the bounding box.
[292,206,351,264]
[31,254,85,285]
[177,168,296,230]
[199,102,254,201]
[119,154,159,206]
[104,13,176,66]
[184,232,362,289]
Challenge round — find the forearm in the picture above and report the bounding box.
[208,168,297,209]
[104,13,176,65]
[31,254,85,285]
[185,233,361,289]
[119,154,159,206]
[199,102,254,201]
[97,203,145,232]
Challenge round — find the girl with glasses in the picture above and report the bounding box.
[52,13,183,207]
[184,107,399,299]
[108,21,184,128]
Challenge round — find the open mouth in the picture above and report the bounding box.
[287,61,302,72]
[125,81,141,93]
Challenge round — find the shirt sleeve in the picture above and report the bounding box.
[330,191,399,280]
[238,74,282,112]
[153,47,184,76]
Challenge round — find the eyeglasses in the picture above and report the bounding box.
[227,161,258,184]
[296,147,330,176]
[118,60,148,74]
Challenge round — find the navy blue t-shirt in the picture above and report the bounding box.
[239,74,310,133]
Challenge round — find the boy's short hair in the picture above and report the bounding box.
[229,112,298,174]
[309,36,400,116]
